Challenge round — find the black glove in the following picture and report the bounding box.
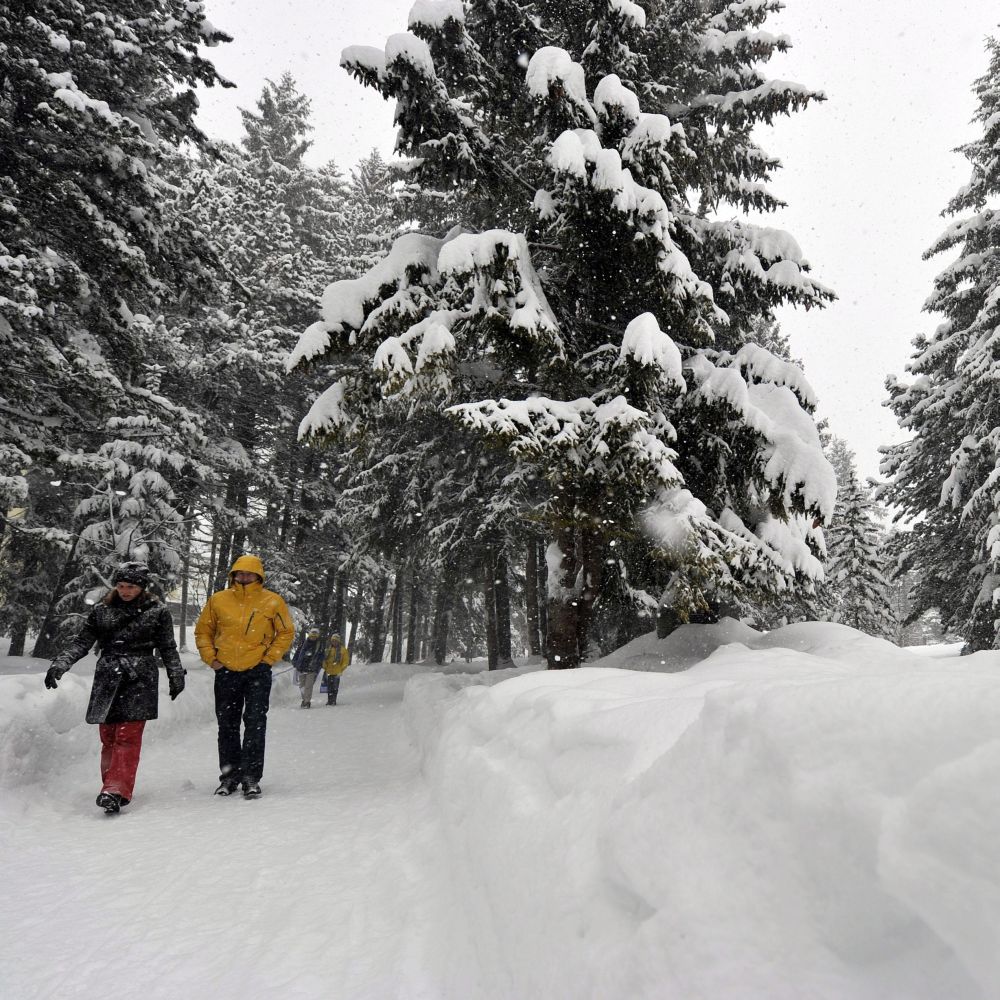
[168,670,186,700]
[44,665,67,689]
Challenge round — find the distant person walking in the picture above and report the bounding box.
[321,633,350,706]
[43,561,186,814]
[293,627,325,708]
[195,555,294,799]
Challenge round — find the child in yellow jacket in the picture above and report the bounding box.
[322,634,350,705]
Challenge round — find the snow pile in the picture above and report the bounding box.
[404,621,1000,1000]
[3,623,997,999]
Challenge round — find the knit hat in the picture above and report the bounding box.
[114,561,151,588]
[307,628,320,638]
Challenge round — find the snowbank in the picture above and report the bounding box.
[403,621,1000,999]
[3,622,996,999]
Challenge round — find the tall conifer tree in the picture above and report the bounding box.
[289,0,835,666]
[881,35,1000,650]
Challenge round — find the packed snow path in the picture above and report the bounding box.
[1,664,464,1000]
[3,622,998,1000]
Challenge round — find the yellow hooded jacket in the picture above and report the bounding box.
[322,641,350,676]
[194,555,295,671]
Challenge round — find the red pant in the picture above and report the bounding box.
[99,721,146,802]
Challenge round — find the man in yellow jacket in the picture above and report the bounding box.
[195,555,294,798]
[321,633,350,706]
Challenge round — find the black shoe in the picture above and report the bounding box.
[214,779,239,796]
[300,701,310,708]
[96,792,122,814]
[243,781,262,799]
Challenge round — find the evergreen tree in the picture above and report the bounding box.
[290,0,836,667]
[177,77,356,608]
[344,149,399,275]
[240,71,314,168]
[823,445,895,638]
[0,2,230,647]
[881,35,1000,651]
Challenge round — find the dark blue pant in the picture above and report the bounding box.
[214,663,272,784]
[326,674,341,704]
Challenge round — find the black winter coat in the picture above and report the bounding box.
[293,636,326,672]
[51,594,183,725]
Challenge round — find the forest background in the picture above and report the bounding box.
[3,0,999,668]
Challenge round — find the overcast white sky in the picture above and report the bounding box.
[197,0,999,481]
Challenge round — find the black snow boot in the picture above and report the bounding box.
[214,779,240,796]
[242,781,262,799]
[96,792,122,814]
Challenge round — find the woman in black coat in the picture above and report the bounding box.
[44,562,186,813]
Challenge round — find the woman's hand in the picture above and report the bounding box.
[44,665,66,689]
[168,670,186,700]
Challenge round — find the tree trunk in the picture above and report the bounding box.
[406,576,419,663]
[231,473,248,558]
[431,560,457,665]
[390,569,404,662]
[396,571,406,659]
[537,538,548,654]
[207,525,218,597]
[31,535,80,659]
[316,566,336,636]
[7,619,27,657]
[346,584,362,650]
[484,549,499,670]
[545,531,580,669]
[367,573,389,663]
[279,443,300,549]
[576,527,604,662]
[525,535,541,656]
[179,518,193,651]
[495,547,513,665]
[214,525,233,593]
[333,572,348,637]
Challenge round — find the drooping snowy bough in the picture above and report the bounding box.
[288,0,835,667]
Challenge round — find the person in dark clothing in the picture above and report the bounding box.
[44,561,186,814]
[293,627,325,708]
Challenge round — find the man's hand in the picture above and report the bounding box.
[210,659,225,671]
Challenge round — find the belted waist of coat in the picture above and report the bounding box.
[104,644,155,655]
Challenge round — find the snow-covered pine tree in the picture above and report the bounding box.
[289,0,836,667]
[822,441,896,638]
[344,149,399,276]
[179,76,355,603]
[0,2,230,649]
[0,3,229,454]
[240,70,314,168]
[880,35,1000,651]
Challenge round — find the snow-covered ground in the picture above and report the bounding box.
[2,621,997,999]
